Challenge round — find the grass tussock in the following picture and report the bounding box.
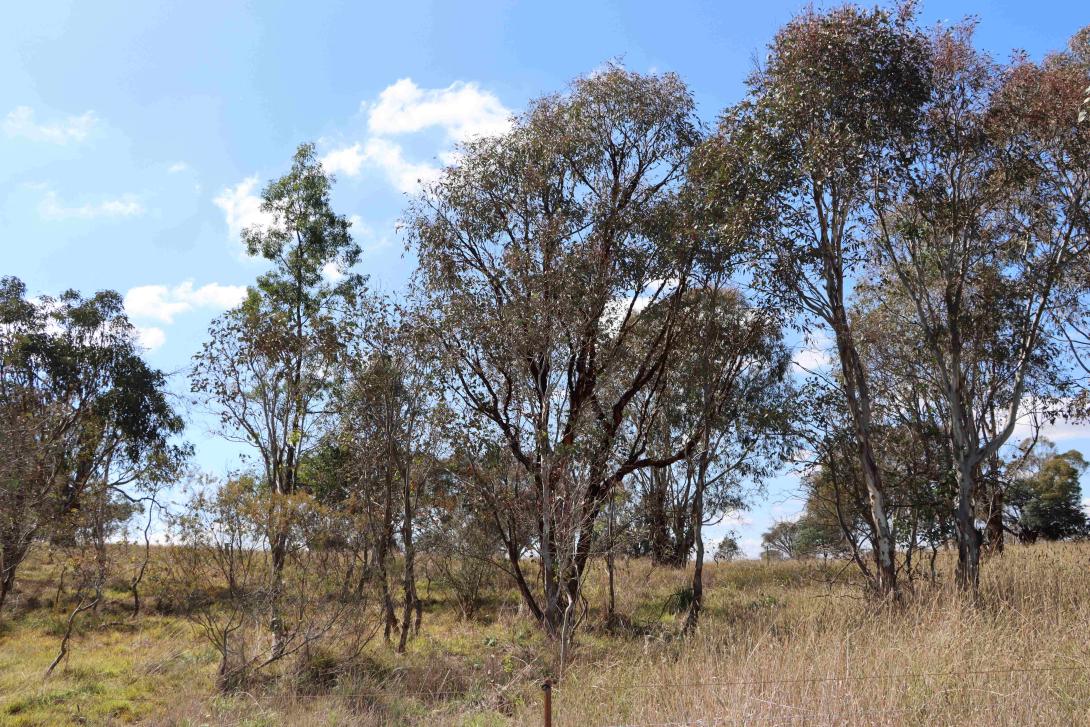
[0,542,1088,725]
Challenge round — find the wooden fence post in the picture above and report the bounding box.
[542,678,553,727]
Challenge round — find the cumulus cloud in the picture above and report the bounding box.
[367,78,511,142]
[213,176,275,246]
[167,161,189,173]
[125,281,248,324]
[321,138,442,194]
[39,190,144,220]
[321,144,366,176]
[135,326,166,352]
[3,106,97,144]
[320,78,510,196]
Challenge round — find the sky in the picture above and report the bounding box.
[2,0,1088,556]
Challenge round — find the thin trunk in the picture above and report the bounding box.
[606,487,616,625]
[845,376,897,595]
[269,530,287,656]
[684,446,708,634]
[647,468,670,565]
[540,467,562,637]
[379,560,397,643]
[828,285,897,597]
[130,503,155,617]
[501,531,544,623]
[45,594,99,677]
[398,469,417,653]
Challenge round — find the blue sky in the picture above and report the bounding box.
[2,0,1087,555]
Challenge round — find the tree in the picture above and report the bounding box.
[409,66,715,639]
[419,488,501,620]
[635,285,794,631]
[1007,443,1088,542]
[870,23,1090,589]
[629,288,792,575]
[761,520,803,560]
[165,475,372,691]
[696,4,932,596]
[0,277,185,617]
[332,305,447,651]
[712,533,741,563]
[190,143,364,653]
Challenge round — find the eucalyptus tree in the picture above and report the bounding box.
[191,143,364,651]
[409,67,725,638]
[628,284,794,630]
[1005,441,1088,543]
[333,305,448,651]
[695,5,931,596]
[870,24,1090,589]
[0,277,185,616]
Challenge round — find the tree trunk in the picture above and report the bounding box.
[647,468,670,565]
[851,402,897,596]
[684,448,708,634]
[828,293,897,598]
[497,522,544,623]
[954,459,982,591]
[985,482,1004,555]
[0,563,16,615]
[540,468,562,637]
[606,488,616,625]
[269,530,288,656]
[397,470,418,653]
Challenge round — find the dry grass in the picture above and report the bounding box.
[1,542,1089,725]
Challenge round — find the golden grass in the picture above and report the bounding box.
[1,543,1089,725]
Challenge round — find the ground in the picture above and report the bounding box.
[1,543,1089,726]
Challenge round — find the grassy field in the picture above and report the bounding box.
[1,542,1089,726]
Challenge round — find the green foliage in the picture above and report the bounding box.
[0,276,186,614]
[713,534,741,563]
[1009,448,1089,542]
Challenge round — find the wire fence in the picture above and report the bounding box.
[542,663,1090,727]
[9,647,1089,726]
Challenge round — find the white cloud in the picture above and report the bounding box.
[167,161,189,173]
[321,144,366,176]
[347,214,393,257]
[363,138,441,193]
[792,330,833,372]
[213,176,274,246]
[321,261,346,283]
[39,190,144,220]
[348,214,367,235]
[740,537,763,559]
[135,326,166,352]
[320,78,510,197]
[1007,401,1090,449]
[3,106,97,144]
[321,138,440,194]
[367,78,511,143]
[125,281,248,324]
[721,511,752,528]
